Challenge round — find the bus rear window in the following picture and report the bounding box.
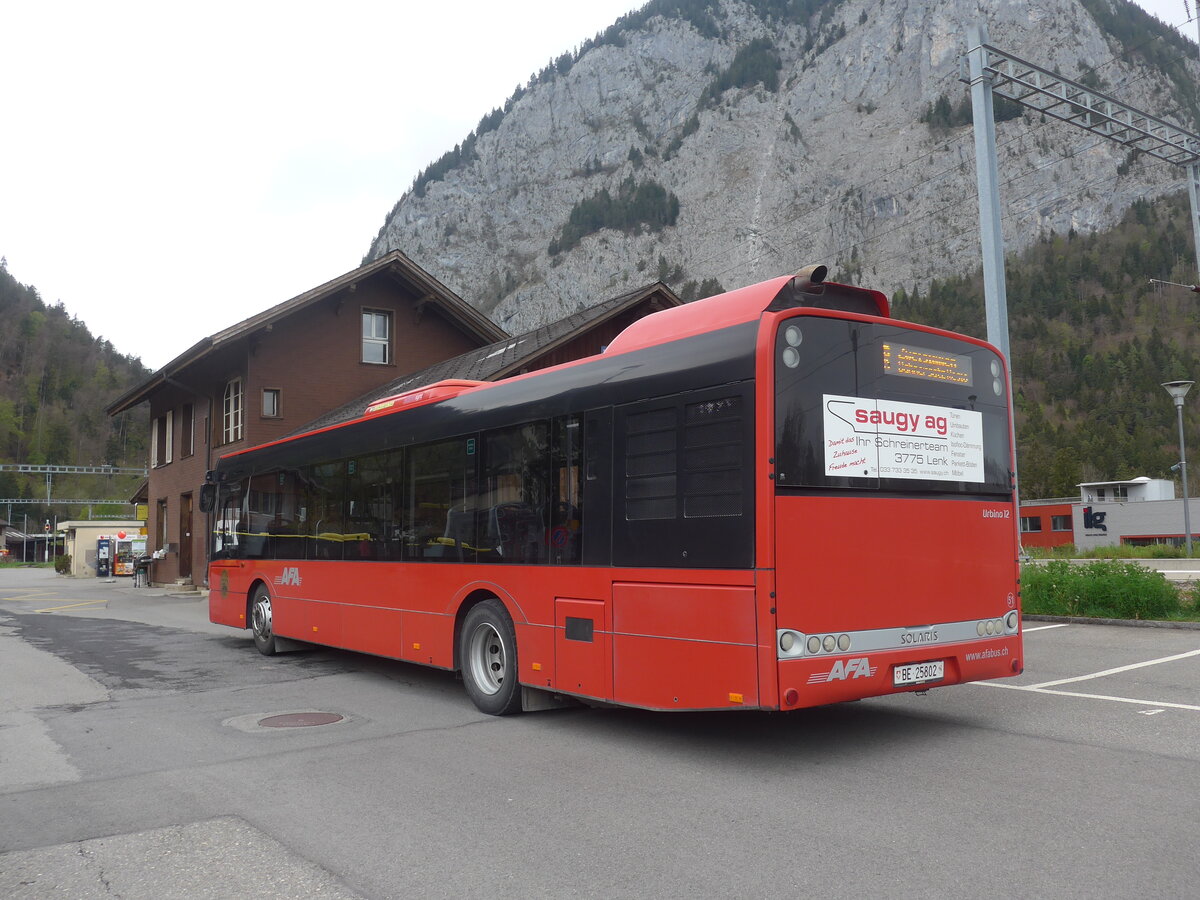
[774,317,1011,494]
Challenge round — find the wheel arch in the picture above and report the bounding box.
[245,577,271,626]
[452,587,508,672]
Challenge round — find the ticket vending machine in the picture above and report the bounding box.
[97,538,112,578]
[114,535,143,576]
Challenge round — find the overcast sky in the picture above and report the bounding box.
[0,0,1193,371]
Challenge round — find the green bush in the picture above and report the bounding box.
[1145,544,1186,559]
[1022,559,1183,619]
[53,553,71,574]
[1181,582,1200,615]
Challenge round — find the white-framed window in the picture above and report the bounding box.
[152,410,173,467]
[262,388,281,418]
[362,309,391,364]
[1051,515,1072,532]
[222,378,244,444]
[1019,516,1043,533]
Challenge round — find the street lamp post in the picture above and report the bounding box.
[1162,380,1194,557]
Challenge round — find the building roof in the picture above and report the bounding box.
[106,250,507,415]
[59,520,144,529]
[298,281,679,434]
[1077,477,1155,487]
[128,478,148,504]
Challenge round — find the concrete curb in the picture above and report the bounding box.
[1025,614,1200,631]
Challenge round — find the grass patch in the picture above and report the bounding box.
[1021,559,1200,621]
[1023,543,1188,559]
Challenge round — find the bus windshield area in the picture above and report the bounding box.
[774,316,1011,495]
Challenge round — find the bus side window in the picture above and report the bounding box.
[267,469,305,561]
[303,460,346,561]
[213,482,246,560]
[613,387,753,569]
[482,422,549,563]
[550,415,582,565]
[243,473,284,560]
[581,408,613,567]
[345,449,403,561]
[405,438,478,562]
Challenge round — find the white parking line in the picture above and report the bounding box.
[975,681,1200,712]
[1022,623,1070,633]
[1027,648,1200,689]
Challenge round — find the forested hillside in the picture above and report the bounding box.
[0,259,150,519]
[894,190,1200,500]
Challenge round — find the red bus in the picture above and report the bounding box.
[203,266,1022,714]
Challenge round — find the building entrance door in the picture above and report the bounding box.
[179,493,193,581]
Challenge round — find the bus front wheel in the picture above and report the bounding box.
[460,599,521,715]
[250,586,277,656]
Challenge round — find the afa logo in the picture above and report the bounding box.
[273,567,302,586]
[807,657,877,684]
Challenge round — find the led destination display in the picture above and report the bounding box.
[882,342,972,386]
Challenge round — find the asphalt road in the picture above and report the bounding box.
[1,567,1198,899]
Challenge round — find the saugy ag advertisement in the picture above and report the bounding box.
[822,394,984,482]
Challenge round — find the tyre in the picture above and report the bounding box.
[459,598,522,715]
[250,585,277,656]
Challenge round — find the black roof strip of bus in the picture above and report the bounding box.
[216,321,758,480]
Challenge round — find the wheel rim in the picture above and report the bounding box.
[252,594,272,641]
[466,621,506,695]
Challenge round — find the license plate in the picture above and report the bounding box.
[893,660,944,687]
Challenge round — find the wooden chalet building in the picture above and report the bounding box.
[106,251,505,585]
[107,250,680,587]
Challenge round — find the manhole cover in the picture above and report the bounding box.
[257,712,344,728]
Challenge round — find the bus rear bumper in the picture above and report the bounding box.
[776,636,1022,709]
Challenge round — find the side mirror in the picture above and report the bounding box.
[199,483,216,513]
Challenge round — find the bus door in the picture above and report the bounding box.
[554,410,612,700]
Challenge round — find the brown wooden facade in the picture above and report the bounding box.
[106,251,505,586]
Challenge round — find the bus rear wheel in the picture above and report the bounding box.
[250,585,277,656]
[460,599,521,715]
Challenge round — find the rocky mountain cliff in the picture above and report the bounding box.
[366,0,1199,333]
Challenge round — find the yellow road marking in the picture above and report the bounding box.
[1,591,59,602]
[34,600,109,613]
